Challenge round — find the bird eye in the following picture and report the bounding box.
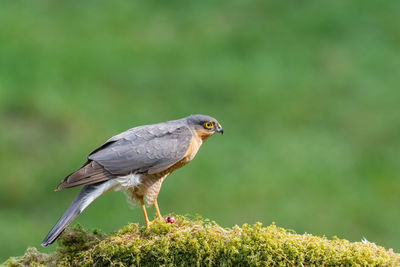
[204,122,214,129]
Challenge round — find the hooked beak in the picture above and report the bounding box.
[216,124,223,135]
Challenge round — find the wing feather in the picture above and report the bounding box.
[56,161,114,190]
[89,124,193,175]
[56,120,193,189]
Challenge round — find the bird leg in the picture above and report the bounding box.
[140,197,150,228]
[154,199,163,221]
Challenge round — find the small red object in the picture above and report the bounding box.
[164,216,175,224]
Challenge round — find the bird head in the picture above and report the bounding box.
[185,114,223,140]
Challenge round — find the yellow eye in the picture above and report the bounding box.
[204,121,214,129]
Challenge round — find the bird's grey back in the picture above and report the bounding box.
[88,118,193,175]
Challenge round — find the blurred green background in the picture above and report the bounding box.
[1,0,400,261]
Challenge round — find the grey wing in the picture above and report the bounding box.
[88,124,193,175]
[56,161,115,190]
[57,123,193,190]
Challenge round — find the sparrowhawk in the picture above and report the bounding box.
[41,114,223,246]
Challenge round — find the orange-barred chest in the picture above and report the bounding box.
[125,135,206,205]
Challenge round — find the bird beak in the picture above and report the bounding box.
[216,124,223,135]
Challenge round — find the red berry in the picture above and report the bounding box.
[164,216,175,224]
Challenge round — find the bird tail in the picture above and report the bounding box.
[41,180,117,247]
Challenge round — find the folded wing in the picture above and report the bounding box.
[56,124,192,190]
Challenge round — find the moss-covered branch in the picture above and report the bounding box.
[4,215,400,266]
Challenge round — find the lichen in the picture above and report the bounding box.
[3,215,400,266]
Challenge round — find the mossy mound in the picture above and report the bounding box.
[4,215,400,266]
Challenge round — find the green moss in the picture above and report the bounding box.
[3,247,49,267]
[4,215,400,266]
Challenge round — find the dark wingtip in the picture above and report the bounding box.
[55,182,65,191]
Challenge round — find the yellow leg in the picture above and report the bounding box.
[140,197,150,228]
[154,199,163,221]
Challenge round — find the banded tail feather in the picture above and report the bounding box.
[41,181,117,247]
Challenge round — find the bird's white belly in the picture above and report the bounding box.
[113,173,143,191]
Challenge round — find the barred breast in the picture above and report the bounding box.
[120,135,203,206]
